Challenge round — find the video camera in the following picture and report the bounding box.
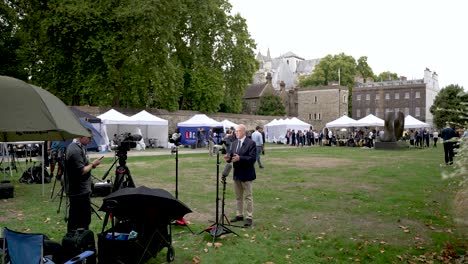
[112,133,143,151]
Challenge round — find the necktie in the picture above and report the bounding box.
[236,140,242,153]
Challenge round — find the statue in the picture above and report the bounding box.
[381,111,405,142]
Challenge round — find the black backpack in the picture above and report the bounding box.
[19,164,51,184]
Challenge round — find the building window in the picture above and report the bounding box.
[395,108,399,113]
[395,93,399,99]
[375,94,380,101]
[366,108,370,115]
[385,93,390,100]
[415,91,420,98]
[314,113,317,120]
[366,94,370,100]
[343,95,347,103]
[318,113,322,120]
[356,109,361,118]
[309,113,312,120]
[385,108,390,114]
[375,108,380,117]
[404,107,409,115]
[314,96,318,103]
[415,107,420,117]
[357,94,361,101]
[405,92,410,99]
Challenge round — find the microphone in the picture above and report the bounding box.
[222,163,232,178]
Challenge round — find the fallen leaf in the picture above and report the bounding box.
[214,242,222,248]
[397,255,403,261]
[203,248,208,253]
[206,242,213,247]
[263,262,275,264]
[380,250,385,253]
[285,255,290,259]
[44,217,50,223]
[192,256,201,263]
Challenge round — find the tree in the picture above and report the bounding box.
[256,94,286,116]
[374,71,399,81]
[430,84,467,129]
[356,56,374,83]
[7,0,257,113]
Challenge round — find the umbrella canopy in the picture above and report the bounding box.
[99,186,192,221]
[0,76,90,142]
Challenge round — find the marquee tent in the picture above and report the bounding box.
[98,109,169,149]
[177,114,223,145]
[129,110,169,148]
[265,118,312,143]
[404,115,430,129]
[325,115,357,128]
[355,114,384,127]
[221,119,237,131]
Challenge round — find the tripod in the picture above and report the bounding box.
[102,148,135,193]
[200,150,237,240]
[50,149,65,200]
[171,146,194,234]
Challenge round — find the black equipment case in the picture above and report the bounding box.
[61,228,96,264]
[92,181,113,197]
[0,180,14,199]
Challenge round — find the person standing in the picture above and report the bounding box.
[224,124,257,227]
[251,126,264,169]
[441,123,457,166]
[432,130,439,147]
[64,132,102,232]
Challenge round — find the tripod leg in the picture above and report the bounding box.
[50,176,58,200]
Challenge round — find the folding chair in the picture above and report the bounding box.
[2,227,94,264]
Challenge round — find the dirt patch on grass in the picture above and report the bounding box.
[268,157,354,168]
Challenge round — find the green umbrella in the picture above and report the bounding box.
[0,76,91,142]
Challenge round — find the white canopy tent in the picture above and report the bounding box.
[326,115,358,128]
[355,114,385,127]
[98,109,169,149]
[177,114,223,127]
[265,117,312,143]
[404,115,431,129]
[129,110,169,148]
[221,119,238,131]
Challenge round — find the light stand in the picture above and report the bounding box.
[200,149,237,241]
[171,146,194,234]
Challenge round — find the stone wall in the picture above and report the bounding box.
[73,106,284,132]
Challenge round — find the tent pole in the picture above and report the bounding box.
[42,144,45,196]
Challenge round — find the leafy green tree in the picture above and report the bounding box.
[257,94,286,116]
[374,71,399,81]
[356,56,374,83]
[430,84,467,129]
[7,0,256,113]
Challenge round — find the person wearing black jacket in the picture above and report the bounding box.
[224,124,257,227]
[441,123,457,166]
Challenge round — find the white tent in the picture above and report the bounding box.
[98,109,169,148]
[265,117,312,143]
[404,115,431,129]
[355,114,384,127]
[221,119,238,131]
[177,114,223,127]
[129,110,169,148]
[326,115,358,128]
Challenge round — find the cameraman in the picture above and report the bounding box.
[64,132,102,232]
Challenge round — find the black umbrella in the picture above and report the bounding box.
[99,186,192,221]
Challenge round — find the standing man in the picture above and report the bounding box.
[224,124,257,227]
[441,123,457,166]
[432,130,439,147]
[64,132,102,232]
[251,126,264,169]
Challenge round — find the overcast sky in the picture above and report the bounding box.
[229,0,467,90]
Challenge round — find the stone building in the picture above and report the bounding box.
[290,85,349,130]
[352,68,439,126]
[243,72,276,114]
[254,49,321,90]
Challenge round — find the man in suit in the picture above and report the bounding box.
[224,124,257,227]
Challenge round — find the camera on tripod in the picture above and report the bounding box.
[111,133,143,151]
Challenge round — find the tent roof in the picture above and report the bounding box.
[221,119,237,129]
[355,114,384,127]
[326,115,357,128]
[129,110,168,125]
[404,115,430,128]
[287,117,311,126]
[177,114,222,127]
[69,107,101,123]
[97,109,132,124]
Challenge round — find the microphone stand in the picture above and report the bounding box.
[200,149,237,242]
[172,146,194,234]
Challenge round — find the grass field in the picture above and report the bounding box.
[1,144,466,263]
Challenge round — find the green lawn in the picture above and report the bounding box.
[1,145,466,263]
